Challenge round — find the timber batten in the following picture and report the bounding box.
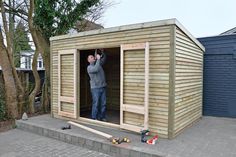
[57,49,77,119]
[50,18,204,139]
[120,42,149,132]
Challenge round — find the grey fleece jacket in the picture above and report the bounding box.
[87,53,107,89]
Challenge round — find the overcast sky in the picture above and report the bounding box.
[102,0,236,38]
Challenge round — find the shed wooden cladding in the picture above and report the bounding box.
[50,18,204,139]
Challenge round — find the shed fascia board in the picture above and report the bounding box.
[50,18,204,51]
[50,18,176,41]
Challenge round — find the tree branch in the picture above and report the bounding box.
[0,0,24,93]
[28,0,33,28]
[1,1,11,49]
[3,0,28,22]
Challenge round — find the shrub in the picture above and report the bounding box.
[0,83,6,121]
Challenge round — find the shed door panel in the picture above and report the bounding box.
[58,50,77,119]
[120,43,149,132]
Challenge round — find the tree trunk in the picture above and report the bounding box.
[17,72,26,115]
[18,89,25,116]
[28,0,50,113]
[37,31,50,112]
[1,0,25,117]
[0,41,18,119]
[28,49,40,113]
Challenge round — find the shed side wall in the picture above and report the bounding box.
[174,26,203,136]
[51,26,171,138]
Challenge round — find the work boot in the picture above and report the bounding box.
[100,118,107,122]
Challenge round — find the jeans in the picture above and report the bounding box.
[91,87,106,120]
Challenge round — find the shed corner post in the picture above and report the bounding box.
[50,41,53,118]
[77,50,80,119]
[168,24,176,139]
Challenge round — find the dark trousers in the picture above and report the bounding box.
[91,87,106,120]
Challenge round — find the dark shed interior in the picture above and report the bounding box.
[79,48,120,124]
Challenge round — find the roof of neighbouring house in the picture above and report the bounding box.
[20,50,34,56]
[220,27,236,35]
[76,19,104,32]
[68,19,104,34]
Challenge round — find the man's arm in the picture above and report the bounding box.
[100,52,106,66]
[87,60,101,73]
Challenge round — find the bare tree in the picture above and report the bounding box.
[1,0,113,117]
[0,0,19,118]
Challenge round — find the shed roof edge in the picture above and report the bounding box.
[50,18,205,51]
[174,19,205,51]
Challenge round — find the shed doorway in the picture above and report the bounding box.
[79,47,120,124]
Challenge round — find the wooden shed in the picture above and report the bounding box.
[50,18,204,139]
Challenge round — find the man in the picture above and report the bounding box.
[87,49,107,121]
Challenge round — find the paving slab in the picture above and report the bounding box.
[16,114,236,157]
[0,129,111,157]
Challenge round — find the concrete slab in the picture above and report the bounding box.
[16,115,236,157]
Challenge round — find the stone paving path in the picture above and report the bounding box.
[2,115,236,157]
[0,129,111,157]
[18,115,236,157]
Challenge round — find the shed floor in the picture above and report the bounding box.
[16,114,236,157]
[80,109,120,124]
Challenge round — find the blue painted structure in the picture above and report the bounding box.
[198,34,236,118]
